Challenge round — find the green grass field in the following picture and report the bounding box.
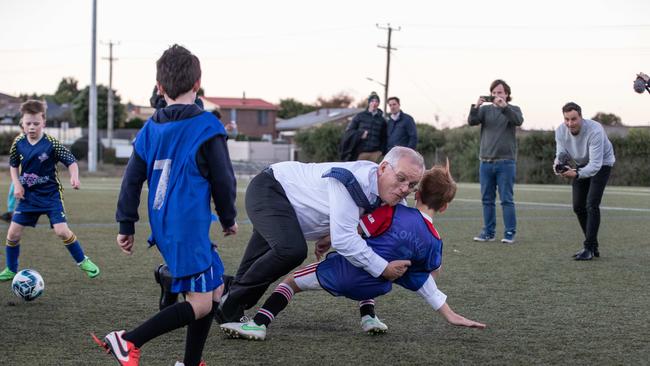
[0,176,648,365]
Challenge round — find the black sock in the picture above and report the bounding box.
[359,299,376,318]
[123,302,195,348]
[253,283,293,327]
[183,309,214,366]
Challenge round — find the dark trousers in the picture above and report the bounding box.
[227,169,307,311]
[572,166,611,249]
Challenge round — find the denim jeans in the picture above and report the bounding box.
[479,160,517,236]
[572,166,611,249]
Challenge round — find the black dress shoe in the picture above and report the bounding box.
[154,264,179,310]
[214,292,245,324]
[0,211,12,223]
[574,248,594,261]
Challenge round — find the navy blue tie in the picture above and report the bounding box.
[322,167,382,214]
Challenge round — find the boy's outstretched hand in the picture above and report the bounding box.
[438,303,486,329]
[117,234,134,255]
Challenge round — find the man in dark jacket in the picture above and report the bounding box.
[347,92,387,162]
[386,97,417,150]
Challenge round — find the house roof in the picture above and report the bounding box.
[201,96,277,110]
[276,108,363,131]
[0,92,20,106]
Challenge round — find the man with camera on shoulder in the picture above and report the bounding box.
[554,102,615,261]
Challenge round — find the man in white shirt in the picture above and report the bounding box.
[218,147,425,331]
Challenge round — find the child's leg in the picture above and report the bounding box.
[252,262,322,327]
[52,223,100,278]
[359,299,376,318]
[52,223,84,263]
[1,222,24,279]
[183,292,215,366]
[220,263,323,340]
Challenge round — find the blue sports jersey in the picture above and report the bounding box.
[317,204,443,300]
[134,111,226,277]
[9,134,76,211]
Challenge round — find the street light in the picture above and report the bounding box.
[365,76,386,87]
[365,77,387,112]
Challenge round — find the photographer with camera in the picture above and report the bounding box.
[468,79,524,244]
[554,102,615,261]
[634,72,650,94]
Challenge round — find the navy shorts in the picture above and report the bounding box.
[171,248,224,294]
[316,252,392,301]
[12,203,67,228]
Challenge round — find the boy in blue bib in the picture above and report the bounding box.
[93,45,237,366]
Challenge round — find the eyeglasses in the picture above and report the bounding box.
[386,163,420,191]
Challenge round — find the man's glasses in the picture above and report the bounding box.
[386,163,420,191]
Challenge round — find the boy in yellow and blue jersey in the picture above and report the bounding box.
[0,100,100,282]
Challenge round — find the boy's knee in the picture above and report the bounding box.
[186,292,214,319]
[7,225,22,242]
[54,227,73,240]
[282,275,302,293]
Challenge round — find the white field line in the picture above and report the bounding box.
[454,198,650,213]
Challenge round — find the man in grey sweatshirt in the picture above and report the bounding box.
[554,102,615,261]
[468,79,524,244]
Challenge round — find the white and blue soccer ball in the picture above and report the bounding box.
[11,269,44,301]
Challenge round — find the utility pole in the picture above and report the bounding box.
[88,0,97,172]
[102,40,119,148]
[376,23,400,113]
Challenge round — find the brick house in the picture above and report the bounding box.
[201,96,278,139]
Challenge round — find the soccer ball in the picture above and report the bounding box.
[11,269,45,301]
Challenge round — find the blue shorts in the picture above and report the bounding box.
[316,252,392,301]
[12,203,67,228]
[171,248,224,294]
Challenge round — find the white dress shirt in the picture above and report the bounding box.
[271,160,388,277]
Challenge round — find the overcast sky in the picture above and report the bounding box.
[1,0,649,129]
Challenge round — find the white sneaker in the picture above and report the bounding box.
[220,320,267,341]
[361,315,388,334]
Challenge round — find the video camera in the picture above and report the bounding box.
[633,75,649,94]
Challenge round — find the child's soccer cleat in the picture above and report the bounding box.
[174,362,207,366]
[0,267,16,281]
[91,331,141,366]
[220,320,267,341]
[79,257,100,278]
[361,315,388,335]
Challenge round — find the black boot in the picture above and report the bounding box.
[214,288,245,324]
[0,211,12,223]
[592,243,600,258]
[574,247,594,261]
[154,264,179,310]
